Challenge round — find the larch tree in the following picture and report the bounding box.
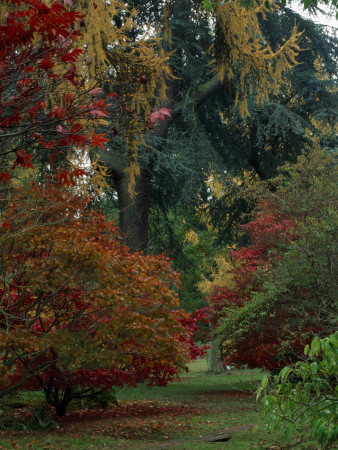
[72,0,303,252]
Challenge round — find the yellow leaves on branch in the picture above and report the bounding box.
[198,254,236,295]
[214,0,303,117]
[77,0,173,194]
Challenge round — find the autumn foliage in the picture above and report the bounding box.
[208,205,300,370]
[0,0,113,185]
[208,150,337,371]
[0,184,205,415]
[0,1,209,415]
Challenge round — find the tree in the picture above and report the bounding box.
[0,0,116,187]
[0,183,205,415]
[207,148,337,370]
[204,0,338,18]
[85,0,303,252]
[0,1,208,415]
[196,7,337,246]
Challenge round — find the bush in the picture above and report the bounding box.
[208,148,337,370]
[257,333,338,448]
[0,185,205,415]
[0,400,58,431]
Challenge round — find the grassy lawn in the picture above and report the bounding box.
[0,359,318,449]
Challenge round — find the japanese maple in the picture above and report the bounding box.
[0,184,206,415]
[0,0,113,185]
[208,150,337,371]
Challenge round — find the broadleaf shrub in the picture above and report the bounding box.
[257,333,338,448]
[208,148,337,370]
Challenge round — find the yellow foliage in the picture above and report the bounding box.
[198,253,236,295]
[75,0,174,196]
[213,0,303,117]
[185,229,199,245]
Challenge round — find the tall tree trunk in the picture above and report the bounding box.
[106,75,224,252]
[119,165,153,252]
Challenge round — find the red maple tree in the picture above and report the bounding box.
[0,1,207,416]
[0,184,206,415]
[0,0,113,184]
[208,200,322,371]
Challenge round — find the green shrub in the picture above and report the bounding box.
[0,400,58,431]
[257,333,338,448]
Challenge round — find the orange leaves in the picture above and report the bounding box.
[91,133,109,150]
[0,184,199,403]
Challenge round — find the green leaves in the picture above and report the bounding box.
[202,0,213,10]
[259,333,338,448]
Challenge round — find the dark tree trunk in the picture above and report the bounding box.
[249,123,267,180]
[44,386,73,417]
[120,165,153,252]
[105,74,225,253]
[55,400,70,417]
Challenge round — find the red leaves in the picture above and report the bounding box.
[1,0,115,184]
[38,56,55,70]
[207,200,322,370]
[89,100,110,117]
[11,150,33,170]
[49,105,66,119]
[63,63,79,86]
[1,222,11,229]
[91,132,109,150]
[89,87,104,96]
[55,168,88,186]
[0,171,11,183]
[149,108,171,125]
[61,48,83,63]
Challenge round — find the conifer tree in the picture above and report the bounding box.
[85,0,304,251]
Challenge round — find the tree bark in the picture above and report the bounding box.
[105,74,225,253]
[207,341,224,374]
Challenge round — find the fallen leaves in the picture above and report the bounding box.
[52,400,205,440]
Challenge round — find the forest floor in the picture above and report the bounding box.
[0,359,318,449]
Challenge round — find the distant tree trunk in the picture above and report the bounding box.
[207,341,224,373]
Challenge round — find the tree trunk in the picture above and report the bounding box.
[116,165,152,252]
[207,341,224,374]
[104,74,224,253]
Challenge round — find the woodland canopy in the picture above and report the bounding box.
[0,0,336,431]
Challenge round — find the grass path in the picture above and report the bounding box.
[0,360,317,449]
